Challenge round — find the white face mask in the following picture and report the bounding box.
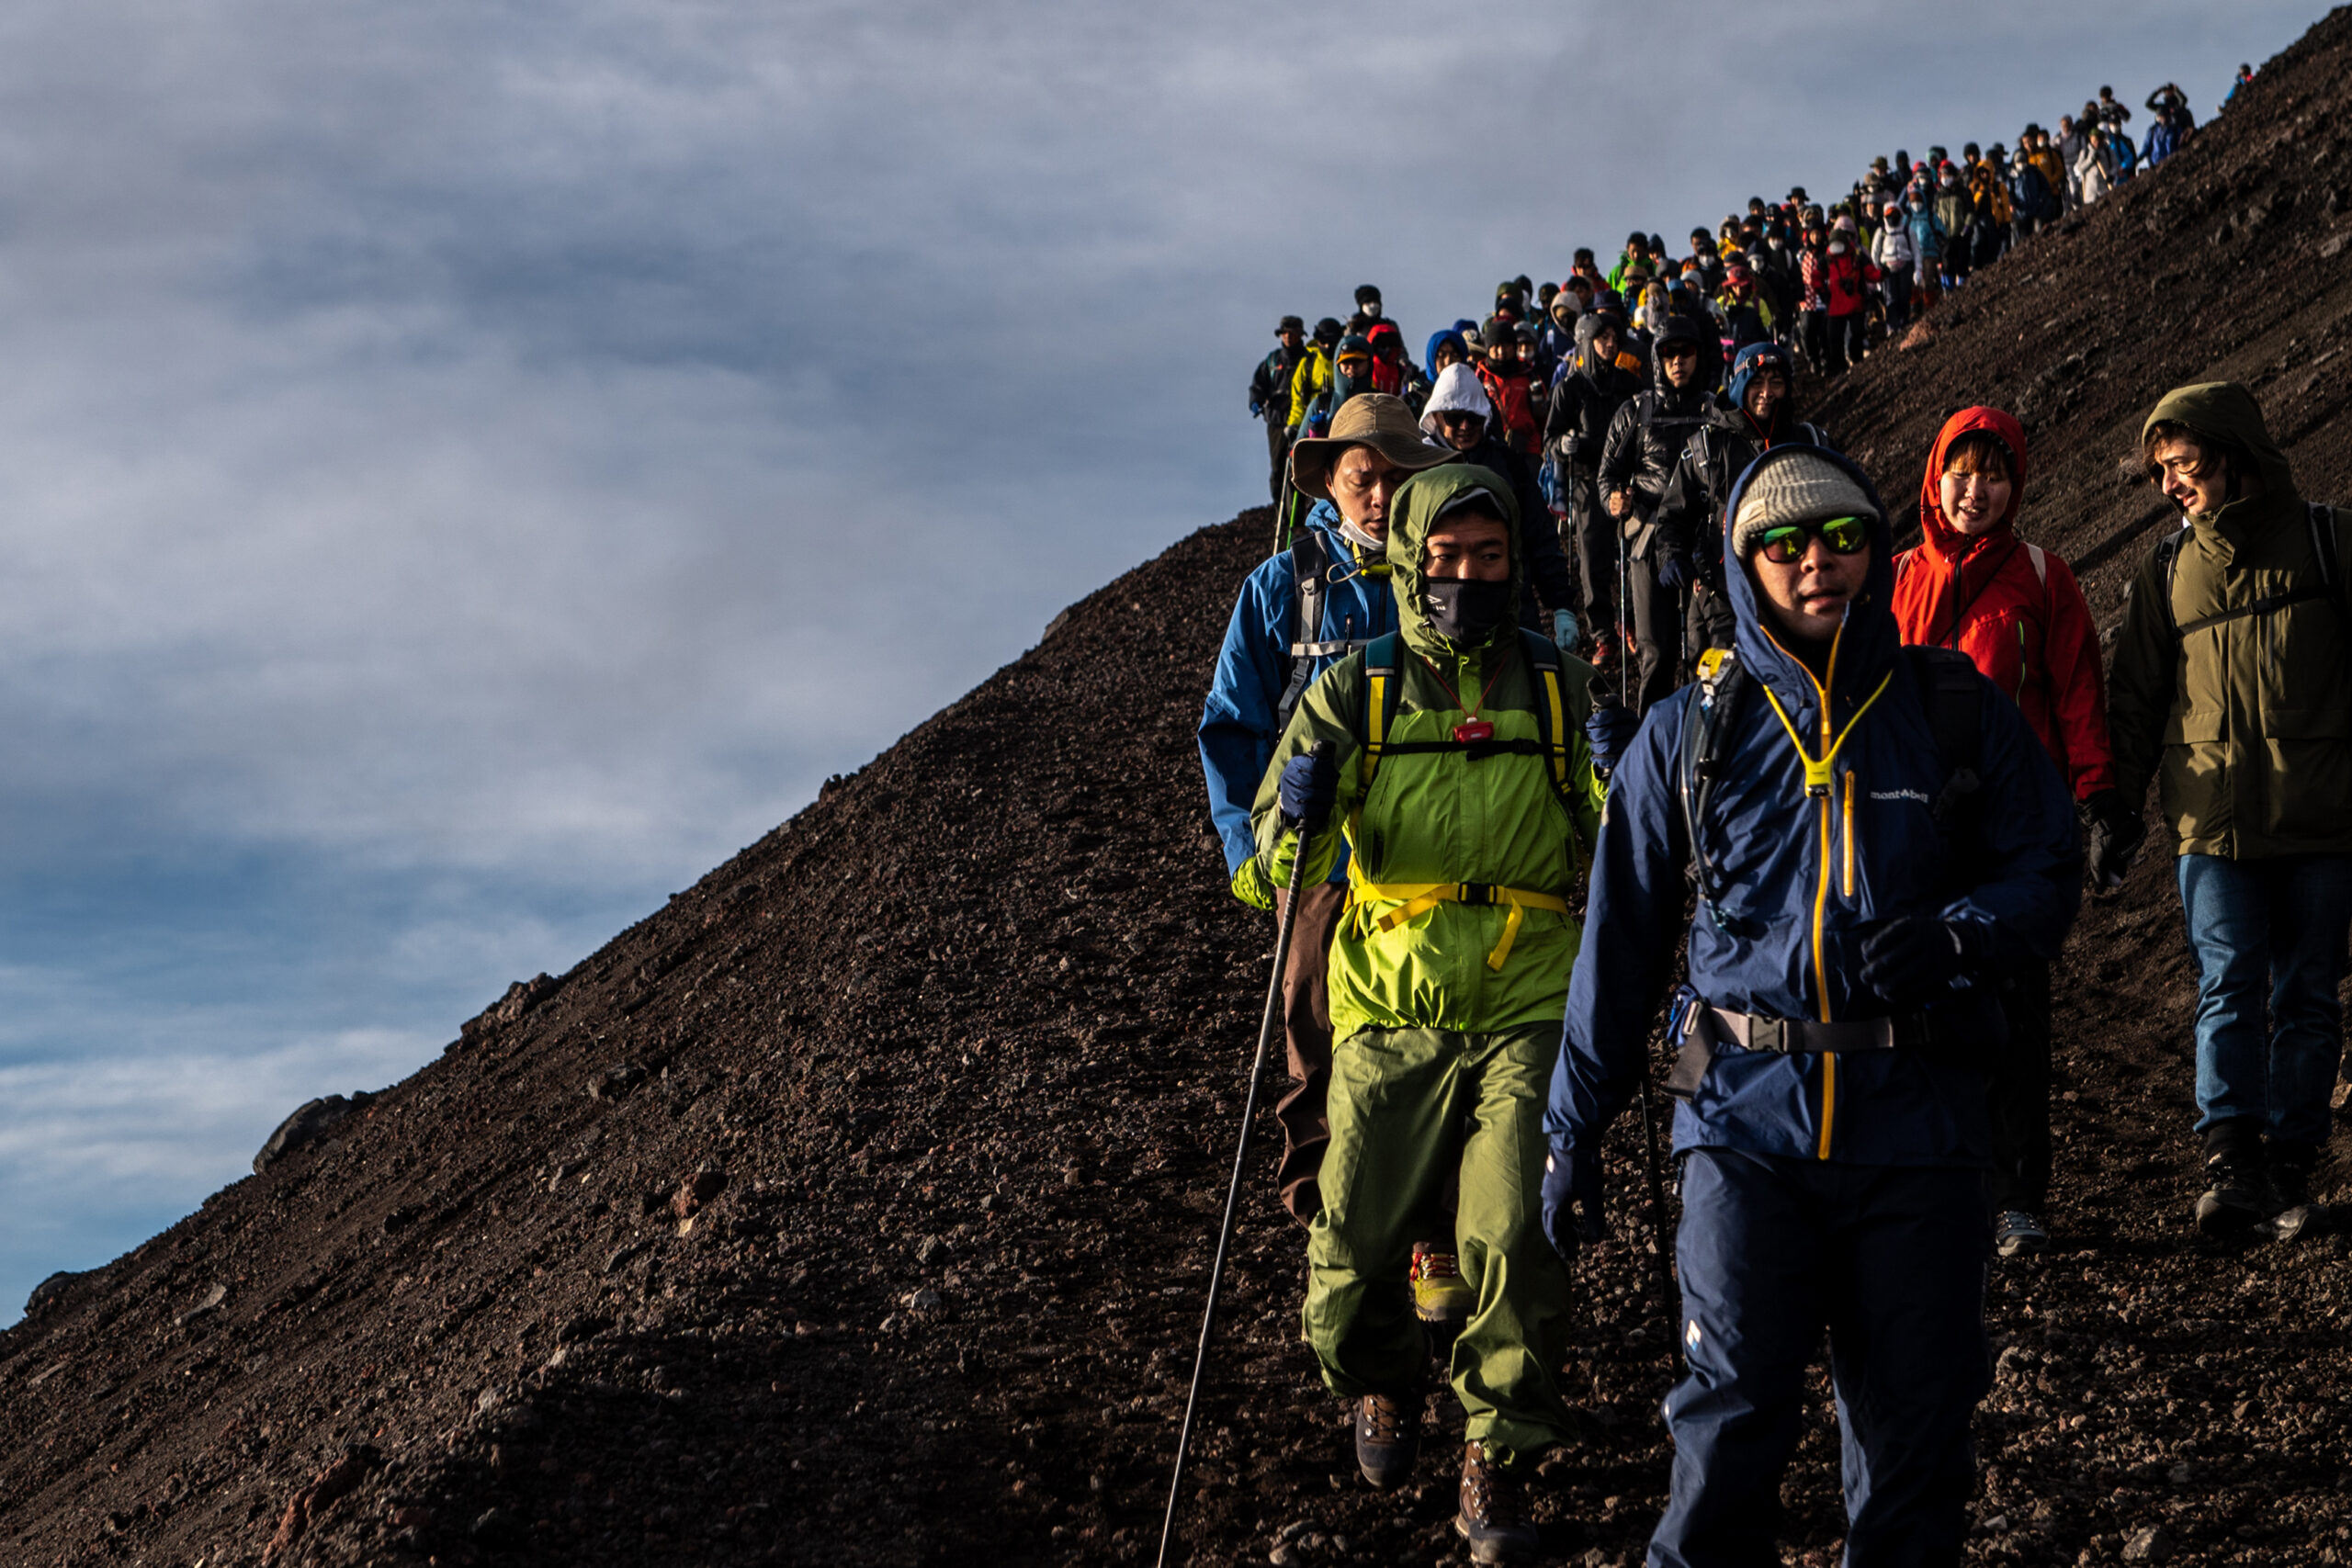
[1337,517,1386,558]
[1828,241,1849,254]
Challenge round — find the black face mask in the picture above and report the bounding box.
[1422,576,1514,644]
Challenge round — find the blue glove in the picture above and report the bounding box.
[1657,551,1691,594]
[1541,1149,1604,1261]
[1551,608,1578,650]
[1584,695,1639,778]
[1276,750,1339,829]
[1857,916,1978,1010]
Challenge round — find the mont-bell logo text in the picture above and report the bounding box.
[1871,787,1932,806]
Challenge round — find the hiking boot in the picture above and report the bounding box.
[1410,1243,1476,1329]
[2194,1126,2277,1237]
[1454,1441,1541,1564]
[1993,1209,2049,1258]
[1353,1390,1420,1490]
[2262,1143,2325,1243]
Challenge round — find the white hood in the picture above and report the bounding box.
[1418,362,1495,436]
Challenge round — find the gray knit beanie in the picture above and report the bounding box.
[1730,450,1881,559]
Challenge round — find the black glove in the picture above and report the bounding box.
[1276,750,1339,830]
[1540,1149,1604,1262]
[1857,916,1979,1010]
[1584,696,1640,779]
[2082,787,2145,891]
[1657,550,1691,595]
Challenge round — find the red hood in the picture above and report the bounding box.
[1917,406,2028,565]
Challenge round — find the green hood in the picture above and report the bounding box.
[1387,461,1522,658]
[2142,381,2300,529]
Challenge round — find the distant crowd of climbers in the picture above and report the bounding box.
[1250,75,2229,460]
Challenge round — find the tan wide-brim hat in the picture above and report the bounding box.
[1288,392,1454,502]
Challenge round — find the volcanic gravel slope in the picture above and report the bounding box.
[12,19,2352,1568]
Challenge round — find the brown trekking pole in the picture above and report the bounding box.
[1156,740,1336,1567]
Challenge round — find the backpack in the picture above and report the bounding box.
[1350,627,1593,871]
[1353,627,1582,801]
[1677,643,1984,922]
[2148,503,2342,641]
[1477,364,1542,453]
[1276,529,1384,726]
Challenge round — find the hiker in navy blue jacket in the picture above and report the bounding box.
[1545,445,2081,1567]
[1200,393,1450,1224]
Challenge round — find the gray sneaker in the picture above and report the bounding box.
[1993,1209,2049,1258]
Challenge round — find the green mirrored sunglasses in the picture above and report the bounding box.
[1757,514,1871,563]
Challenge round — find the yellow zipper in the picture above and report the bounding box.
[1758,621,1892,1165]
[1816,1052,1838,1160]
[1841,768,1856,898]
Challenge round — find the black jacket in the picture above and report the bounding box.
[1250,345,1304,424]
[1598,324,1724,531]
[1654,407,1835,584]
[1542,316,1640,477]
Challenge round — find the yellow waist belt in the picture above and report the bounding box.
[1348,881,1570,972]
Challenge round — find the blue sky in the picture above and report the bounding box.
[0,0,2321,1322]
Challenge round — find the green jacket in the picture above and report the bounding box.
[2108,382,2352,859]
[1251,464,1604,1037]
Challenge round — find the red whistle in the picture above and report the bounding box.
[1454,720,1495,744]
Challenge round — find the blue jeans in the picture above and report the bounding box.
[2177,853,2352,1147]
[1650,1151,1988,1568]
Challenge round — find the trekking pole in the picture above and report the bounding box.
[1631,1065,1683,1383]
[1157,740,1336,1568]
[1582,750,1679,1386]
[1615,509,1634,708]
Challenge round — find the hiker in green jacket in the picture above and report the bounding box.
[2104,381,2352,1240]
[1250,463,1602,1563]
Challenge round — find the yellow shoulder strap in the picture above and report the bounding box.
[1541,664,1567,792]
[1363,666,1388,791]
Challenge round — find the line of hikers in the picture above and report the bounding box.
[1247,80,2233,505]
[1198,355,2346,1561]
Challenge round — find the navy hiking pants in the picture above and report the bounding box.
[1650,1149,1989,1568]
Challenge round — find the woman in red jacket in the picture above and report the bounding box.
[1822,214,1879,373]
[1893,406,2129,1260]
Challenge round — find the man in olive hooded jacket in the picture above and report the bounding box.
[2105,381,2351,1238]
[1252,463,1602,1562]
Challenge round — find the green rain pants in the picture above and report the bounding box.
[1302,1023,1574,1463]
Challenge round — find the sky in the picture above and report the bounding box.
[0,0,2324,1323]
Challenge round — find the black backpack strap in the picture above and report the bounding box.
[1679,647,1747,925]
[2152,524,2188,642]
[2311,502,2341,610]
[1901,646,1985,829]
[1277,531,1335,726]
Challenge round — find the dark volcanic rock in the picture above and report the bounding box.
[250,1090,377,1172]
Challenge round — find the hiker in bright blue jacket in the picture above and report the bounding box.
[1545,445,2081,1567]
[1426,327,1473,384]
[1200,392,1450,1225]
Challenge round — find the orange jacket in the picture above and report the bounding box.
[1891,407,2115,799]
